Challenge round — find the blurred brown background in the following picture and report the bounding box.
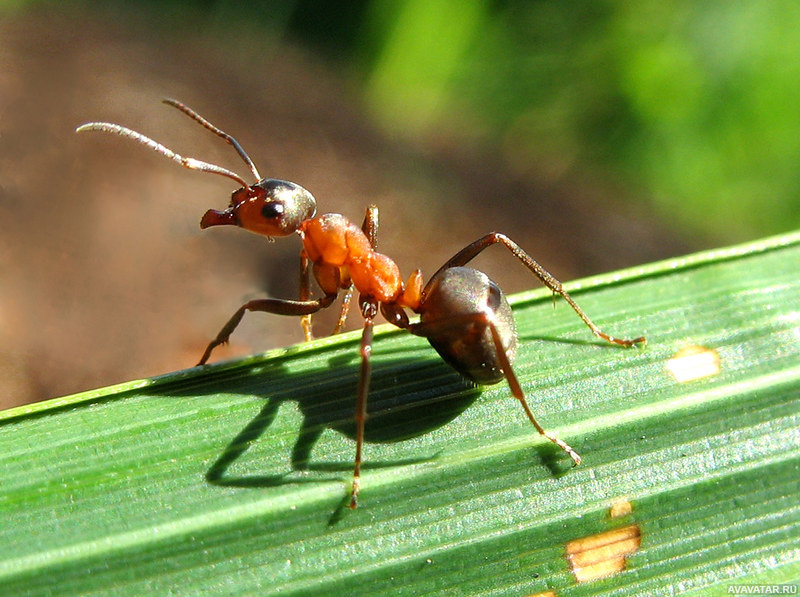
[6,2,795,409]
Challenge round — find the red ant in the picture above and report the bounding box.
[77,99,646,508]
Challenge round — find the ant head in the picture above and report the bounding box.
[200,179,317,238]
[77,99,318,240]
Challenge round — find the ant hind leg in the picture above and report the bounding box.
[433,233,645,348]
[485,320,582,465]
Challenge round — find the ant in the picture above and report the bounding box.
[77,99,646,508]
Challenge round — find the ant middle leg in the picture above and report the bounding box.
[361,205,379,249]
[432,233,646,348]
[198,294,336,365]
[349,294,379,509]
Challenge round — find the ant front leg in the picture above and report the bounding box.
[349,295,378,509]
[299,252,315,341]
[298,250,353,340]
[432,233,646,348]
[198,294,337,365]
[331,286,354,336]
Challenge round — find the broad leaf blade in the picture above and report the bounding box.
[1,231,798,595]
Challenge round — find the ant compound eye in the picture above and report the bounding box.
[261,201,285,219]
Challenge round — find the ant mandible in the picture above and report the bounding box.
[77,99,646,508]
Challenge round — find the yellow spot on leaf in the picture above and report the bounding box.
[609,499,633,519]
[566,524,641,583]
[666,345,721,382]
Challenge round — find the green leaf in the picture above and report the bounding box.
[1,231,799,596]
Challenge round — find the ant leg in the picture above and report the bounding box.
[362,205,379,249]
[349,295,378,509]
[331,286,354,335]
[431,233,645,348]
[486,318,582,465]
[198,294,336,365]
[300,251,353,340]
[299,252,315,342]
[330,206,378,336]
[406,308,581,465]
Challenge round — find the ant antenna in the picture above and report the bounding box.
[75,122,251,188]
[75,102,262,189]
[162,98,262,182]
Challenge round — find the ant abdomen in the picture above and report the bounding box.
[416,266,518,386]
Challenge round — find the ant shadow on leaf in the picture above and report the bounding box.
[190,347,484,491]
[151,330,624,505]
[154,330,621,497]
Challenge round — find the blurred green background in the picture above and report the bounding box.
[2,0,798,406]
[174,0,800,242]
[358,0,800,241]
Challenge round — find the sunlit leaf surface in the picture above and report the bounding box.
[1,231,798,596]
